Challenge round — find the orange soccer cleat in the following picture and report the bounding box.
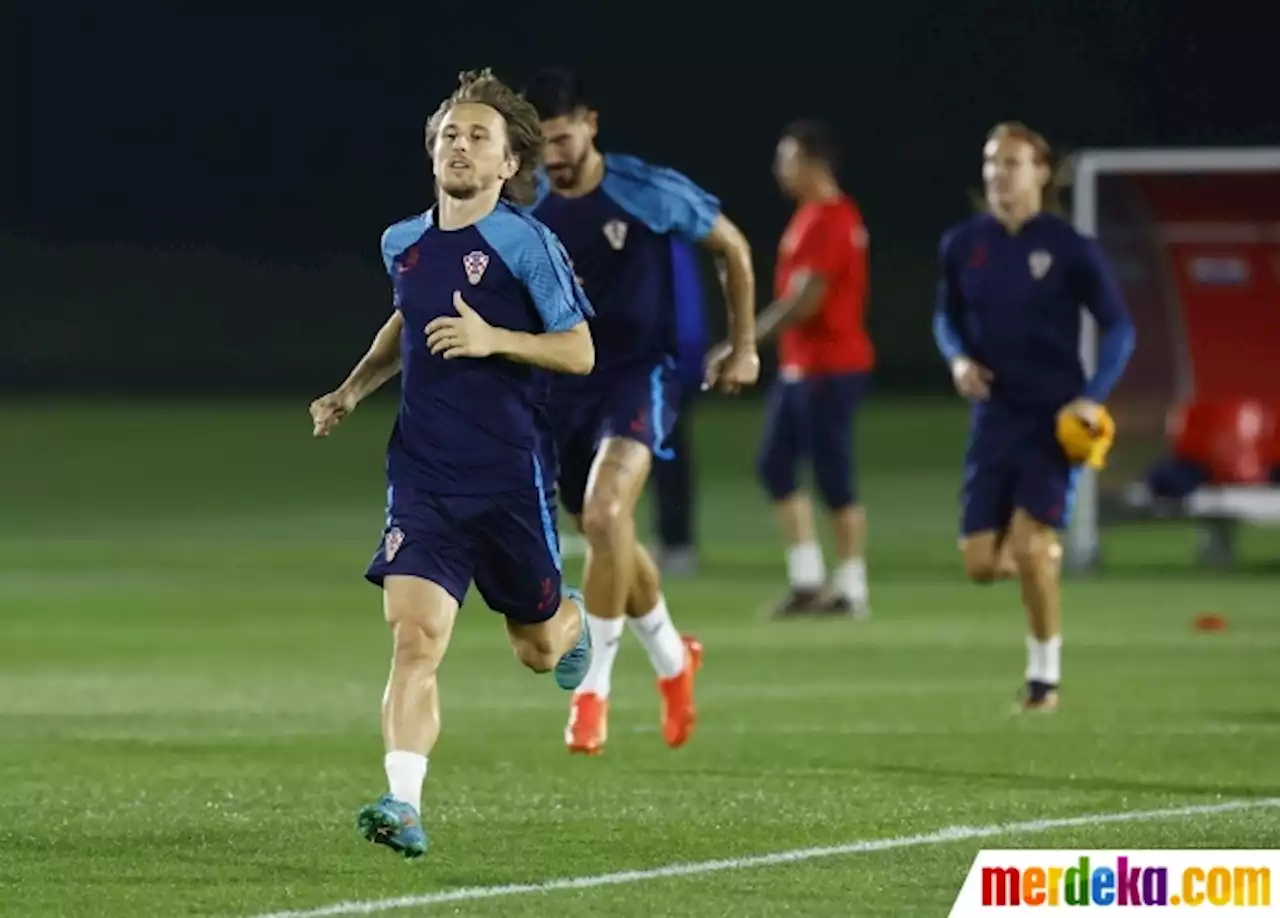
[658,636,704,749]
[565,692,608,756]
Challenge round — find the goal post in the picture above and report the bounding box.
[1066,147,1280,572]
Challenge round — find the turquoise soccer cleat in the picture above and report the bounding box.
[357,793,428,859]
[554,587,593,691]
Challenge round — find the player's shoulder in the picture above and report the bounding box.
[1035,212,1104,264]
[601,152,720,239]
[832,193,864,218]
[820,194,864,228]
[381,212,434,272]
[478,202,567,268]
[1037,211,1086,242]
[938,212,991,256]
[603,152,705,195]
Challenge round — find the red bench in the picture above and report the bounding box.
[1167,398,1277,484]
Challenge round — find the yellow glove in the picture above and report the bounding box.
[1056,400,1116,470]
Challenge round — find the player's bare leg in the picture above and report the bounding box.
[626,536,663,617]
[569,437,699,753]
[580,438,651,620]
[360,575,459,859]
[771,491,829,615]
[567,438,649,755]
[1008,509,1062,712]
[828,503,869,618]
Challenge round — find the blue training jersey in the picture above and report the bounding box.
[380,201,594,495]
[932,211,1136,414]
[531,153,720,386]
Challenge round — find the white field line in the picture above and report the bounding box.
[245,797,1280,918]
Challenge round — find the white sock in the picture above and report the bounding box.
[786,541,826,590]
[832,557,868,602]
[1024,634,1063,685]
[576,614,625,698]
[384,750,428,813]
[627,595,686,679]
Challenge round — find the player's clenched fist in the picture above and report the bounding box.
[426,291,499,360]
[950,356,993,401]
[701,341,761,395]
[310,388,356,437]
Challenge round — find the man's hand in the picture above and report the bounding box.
[310,387,357,437]
[426,291,498,360]
[702,341,761,394]
[951,356,994,401]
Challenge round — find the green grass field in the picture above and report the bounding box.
[3,396,1280,917]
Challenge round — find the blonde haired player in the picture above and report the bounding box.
[932,122,1135,711]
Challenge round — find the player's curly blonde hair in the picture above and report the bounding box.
[969,121,1073,216]
[426,68,545,206]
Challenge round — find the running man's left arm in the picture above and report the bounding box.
[428,290,595,375]
[700,214,757,352]
[628,164,757,350]
[1071,238,1136,403]
[627,165,758,391]
[501,230,597,376]
[491,320,595,376]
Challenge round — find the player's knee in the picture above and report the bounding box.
[961,544,1000,583]
[964,556,999,583]
[814,465,854,510]
[510,632,557,673]
[384,583,452,669]
[580,492,626,548]
[389,617,446,673]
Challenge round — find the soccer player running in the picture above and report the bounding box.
[709,120,874,618]
[524,67,759,756]
[932,122,1135,712]
[308,70,596,858]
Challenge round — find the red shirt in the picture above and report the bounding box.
[776,194,872,375]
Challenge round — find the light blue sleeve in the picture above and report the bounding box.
[380,212,432,274]
[479,207,595,332]
[601,153,721,242]
[932,228,969,365]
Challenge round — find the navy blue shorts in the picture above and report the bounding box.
[959,409,1081,536]
[551,359,682,516]
[756,371,870,510]
[365,467,563,624]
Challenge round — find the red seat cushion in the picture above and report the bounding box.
[1168,398,1276,484]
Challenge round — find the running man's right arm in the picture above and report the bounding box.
[932,234,967,366]
[933,233,992,400]
[336,311,404,404]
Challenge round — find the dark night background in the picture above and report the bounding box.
[6,2,1277,394]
